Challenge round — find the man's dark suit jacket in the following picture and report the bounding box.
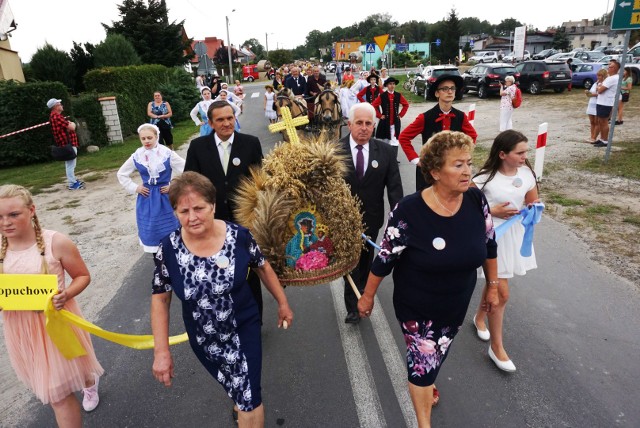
[340,135,403,235]
[284,74,307,96]
[185,132,263,222]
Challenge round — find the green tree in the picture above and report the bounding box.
[268,49,293,67]
[94,34,142,68]
[69,41,95,92]
[439,9,461,63]
[29,43,75,89]
[552,27,571,51]
[459,17,493,36]
[213,43,238,80]
[494,18,524,36]
[242,38,265,61]
[103,0,192,67]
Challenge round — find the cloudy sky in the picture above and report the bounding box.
[6,0,611,62]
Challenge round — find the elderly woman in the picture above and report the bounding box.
[499,75,517,131]
[358,131,499,427]
[190,87,214,136]
[151,171,293,427]
[585,68,608,143]
[117,124,185,254]
[147,91,174,150]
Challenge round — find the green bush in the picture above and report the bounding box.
[70,92,109,147]
[0,80,71,167]
[84,64,198,136]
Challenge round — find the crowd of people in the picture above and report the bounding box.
[15,53,639,426]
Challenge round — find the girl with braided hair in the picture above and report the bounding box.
[0,184,103,427]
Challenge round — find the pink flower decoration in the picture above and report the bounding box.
[295,250,329,271]
[417,338,437,356]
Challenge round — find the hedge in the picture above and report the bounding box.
[84,64,199,137]
[0,80,72,167]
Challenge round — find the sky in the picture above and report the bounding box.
[5,0,611,62]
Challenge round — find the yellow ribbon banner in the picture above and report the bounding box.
[1,274,188,359]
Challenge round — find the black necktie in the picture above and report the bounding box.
[356,145,364,180]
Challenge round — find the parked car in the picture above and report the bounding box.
[532,49,558,60]
[413,65,464,100]
[324,62,336,73]
[461,63,519,98]
[469,51,499,63]
[597,54,634,64]
[548,51,602,62]
[514,60,571,94]
[606,45,626,54]
[503,50,531,62]
[592,46,609,53]
[628,42,640,62]
[571,63,605,89]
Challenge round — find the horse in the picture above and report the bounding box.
[273,88,308,142]
[311,88,344,141]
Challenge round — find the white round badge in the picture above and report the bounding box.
[371,160,379,168]
[432,237,446,250]
[232,158,241,166]
[216,255,230,269]
[512,177,523,188]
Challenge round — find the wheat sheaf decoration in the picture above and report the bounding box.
[234,135,364,286]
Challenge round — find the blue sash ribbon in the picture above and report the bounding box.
[494,203,545,257]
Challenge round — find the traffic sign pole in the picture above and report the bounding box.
[604,30,631,163]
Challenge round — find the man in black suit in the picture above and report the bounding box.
[185,100,264,315]
[284,66,307,97]
[340,103,403,323]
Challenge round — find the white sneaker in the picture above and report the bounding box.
[82,375,100,412]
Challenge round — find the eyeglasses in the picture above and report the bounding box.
[437,86,457,92]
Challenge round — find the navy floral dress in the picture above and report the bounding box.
[371,188,497,386]
[152,223,265,411]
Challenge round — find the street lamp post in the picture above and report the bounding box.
[389,35,395,70]
[266,32,274,57]
[225,10,235,84]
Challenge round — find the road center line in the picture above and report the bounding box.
[251,92,260,98]
[330,279,386,427]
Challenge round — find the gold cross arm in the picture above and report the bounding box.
[268,106,309,144]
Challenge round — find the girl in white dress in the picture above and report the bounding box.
[471,130,539,373]
[264,85,277,124]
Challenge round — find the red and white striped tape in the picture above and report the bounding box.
[467,103,476,127]
[0,121,52,139]
[534,122,548,181]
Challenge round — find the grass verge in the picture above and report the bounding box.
[0,121,197,193]
[580,141,640,180]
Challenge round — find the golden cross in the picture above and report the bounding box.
[268,106,309,144]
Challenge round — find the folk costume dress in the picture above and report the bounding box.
[190,99,214,136]
[264,91,277,121]
[152,223,265,411]
[473,167,537,278]
[2,230,104,404]
[117,144,185,253]
[371,188,497,386]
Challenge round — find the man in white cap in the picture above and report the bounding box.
[48,98,84,190]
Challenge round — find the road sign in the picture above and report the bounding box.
[470,39,475,47]
[194,41,207,57]
[365,43,376,54]
[331,48,336,58]
[435,38,441,47]
[611,0,640,30]
[395,43,409,52]
[374,34,389,52]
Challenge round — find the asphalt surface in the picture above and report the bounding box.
[21,81,640,427]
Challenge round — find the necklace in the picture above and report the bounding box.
[431,187,461,216]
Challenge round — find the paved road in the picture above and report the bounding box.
[22,86,640,427]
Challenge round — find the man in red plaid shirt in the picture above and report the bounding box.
[48,98,84,190]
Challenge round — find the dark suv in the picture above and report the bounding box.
[514,60,571,94]
[461,63,519,98]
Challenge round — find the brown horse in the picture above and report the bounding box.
[312,89,344,140]
[273,88,308,142]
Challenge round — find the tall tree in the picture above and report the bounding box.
[494,18,525,36]
[268,49,293,67]
[70,42,95,92]
[242,38,265,60]
[440,8,462,63]
[94,34,142,67]
[102,0,192,67]
[29,44,75,90]
[551,27,571,51]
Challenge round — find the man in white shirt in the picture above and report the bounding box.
[594,60,621,147]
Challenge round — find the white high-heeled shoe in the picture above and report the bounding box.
[488,346,516,372]
[473,315,490,341]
